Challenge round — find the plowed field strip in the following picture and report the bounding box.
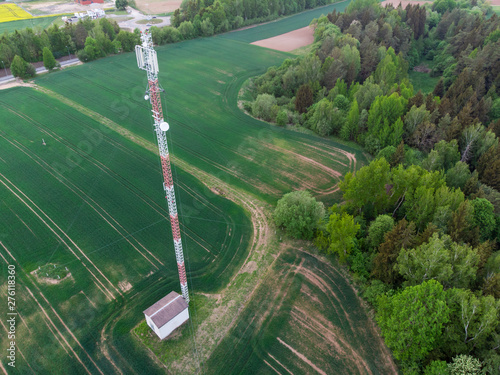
[277,337,327,375]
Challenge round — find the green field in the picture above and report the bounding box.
[37,35,364,205]
[0,2,397,374]
[204,248,397,374]
[222,1,349,43]
[0,15,60,34]
[0,86,252,373]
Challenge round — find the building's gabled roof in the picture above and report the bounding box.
[143,291,188,328]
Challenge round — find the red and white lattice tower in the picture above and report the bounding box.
[135,30,189,303]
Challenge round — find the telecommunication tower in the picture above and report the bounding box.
[135,30,189,303]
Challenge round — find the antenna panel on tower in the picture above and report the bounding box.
[147,48,159,74]
[135,45,145,70]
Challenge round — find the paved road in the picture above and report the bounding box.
[109,7,171,31]
[0,58,81,86]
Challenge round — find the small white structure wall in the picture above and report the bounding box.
[146,308,189,340]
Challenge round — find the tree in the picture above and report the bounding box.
[477,145,500,191]
[396,233,479,288]
[276,110,287,126]
[340,98,359,140]
[178,21,195,40]
[423,140,461,172]
[390,141,405,167]
[274,190,325,240]
[404,104,430,141]
[448,200,480,247]
[308,99,343,137]
[115,30,139,52]
[42,47,57,71]
[115,0,128,11]
[376,280,450,365]
[424,361,450,375]
[446,161,471,190]
[471,198,496,240]
[252,94,278,122]
[448,355,482,375]
[10,55,35,79]
[372,219,416,284]
[483,252,500,298]
[295,83,314,113]
[201,18,214,36]
[340,157,392,217]
[367,92,407,149]
[83,37,101,61]
[367,214,394,250]
[444,289,500,355]
[315,212,359,262]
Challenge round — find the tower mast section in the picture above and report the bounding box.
[135,31,189,303]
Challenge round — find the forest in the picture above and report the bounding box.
[265,0,500,373]
[171,0,341,34]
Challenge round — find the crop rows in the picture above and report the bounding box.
[0,87,251,372]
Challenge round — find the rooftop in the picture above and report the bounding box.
[143,291,188,328]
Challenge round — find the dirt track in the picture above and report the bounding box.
[251,26,314,52]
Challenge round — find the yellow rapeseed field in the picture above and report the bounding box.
[0,4,32,22]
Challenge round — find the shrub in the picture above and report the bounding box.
[274,190,325,240]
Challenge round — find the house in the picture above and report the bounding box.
[143,291,189,340]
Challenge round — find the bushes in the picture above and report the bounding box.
[274,190,325,240]
[252,94,278,122]
[10,55,35,79]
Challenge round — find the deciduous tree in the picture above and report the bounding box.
[396,233,479,288]
[274,190,325,240]
[367,214,394,250]
[315,212,360,262]
[376,280,450,365]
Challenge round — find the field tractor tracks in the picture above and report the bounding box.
[0,243,107,375]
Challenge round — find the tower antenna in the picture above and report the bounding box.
[135,30,189,303]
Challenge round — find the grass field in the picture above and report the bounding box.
[223,1,350,43]
[204,247,397,374]
[37,35,364,205]
[0,15,60,34]
[0,2,396,374]
[0,87,252,373]
[409,58,440,93]
[409,69,440,93]
[0,4,32,22]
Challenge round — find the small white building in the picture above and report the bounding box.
[95,9,105,18]
[143,291,189,340]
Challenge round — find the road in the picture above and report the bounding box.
[0,58,81,86]
[109,7,171,31]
